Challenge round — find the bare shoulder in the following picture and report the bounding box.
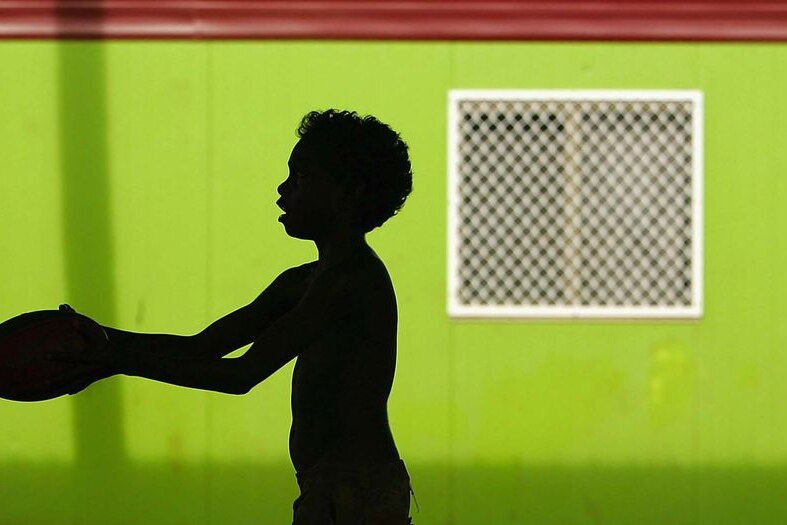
[357,251,396,317]
[280,259,321,285]
[287,260,318,276]
[357,253,397,349]
[291,249,393,310]
[365,252,393,293]
[271,261,320,310]
[346,249,392,296]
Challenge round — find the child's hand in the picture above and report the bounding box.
[45,316,115,367]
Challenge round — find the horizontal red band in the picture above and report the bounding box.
[1,1,786,41]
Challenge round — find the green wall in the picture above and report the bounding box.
[1,41,786,524]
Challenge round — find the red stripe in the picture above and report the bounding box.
[0,1,786,41]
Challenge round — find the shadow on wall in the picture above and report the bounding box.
[55,1,126,465]
[0,462,785,524]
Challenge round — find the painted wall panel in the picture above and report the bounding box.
[0,41,786,524]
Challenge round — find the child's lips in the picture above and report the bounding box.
[276,201,290,222]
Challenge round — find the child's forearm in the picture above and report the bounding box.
[115,348,249,395]
[102,326,201,359]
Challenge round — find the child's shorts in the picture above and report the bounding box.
[292,457,418,524]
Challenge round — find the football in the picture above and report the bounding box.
[0,310,114,402]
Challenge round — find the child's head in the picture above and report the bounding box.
[281,109,413,236]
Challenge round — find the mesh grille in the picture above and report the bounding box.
[450,95,700,316]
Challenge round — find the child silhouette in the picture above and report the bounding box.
[51,109,416,524]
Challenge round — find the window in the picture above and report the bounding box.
[447,90,703,319]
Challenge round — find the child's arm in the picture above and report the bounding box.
[99,328,195,360]
[51,261,365,395]
[116,261,370,395]
[98,263,313,361]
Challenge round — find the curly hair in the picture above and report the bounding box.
[296,109,413,234]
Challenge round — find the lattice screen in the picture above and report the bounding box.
[447,91,703,319]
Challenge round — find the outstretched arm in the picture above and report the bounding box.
[61,263,312,362]
[57,304,197,361]
[101,327,197,359]
[51,309,247,394]
[51,316,278,396]
[49,264,314,394]
[116,261,369,395]
[114,349,250,395]
[51,261,365,396]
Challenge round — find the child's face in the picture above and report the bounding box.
[277,139,354,240]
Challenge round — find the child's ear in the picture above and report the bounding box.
[340,182,365,205]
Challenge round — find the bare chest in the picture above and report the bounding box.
[291,291,396,405]
[291,302,376,394]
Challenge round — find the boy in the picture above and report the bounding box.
[52,109,417,524]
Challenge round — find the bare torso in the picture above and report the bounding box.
[288,249,400,473]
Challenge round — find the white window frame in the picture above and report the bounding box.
[447,89,704,320]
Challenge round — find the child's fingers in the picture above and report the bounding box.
[70,328,87,349]
[55,331,86,356]
[46,350,79,362]
[46,346,94,363]
[68,319,93,344]
[70,317,104,345]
